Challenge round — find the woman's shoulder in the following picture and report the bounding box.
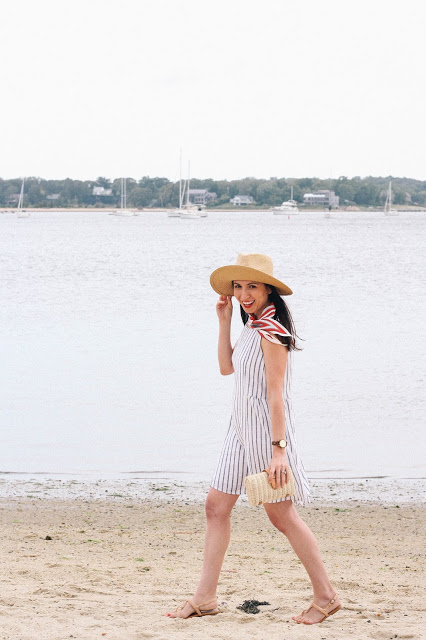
[260,335,289,360]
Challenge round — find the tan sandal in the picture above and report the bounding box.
[295,593,341,625]
[169,598,220,619]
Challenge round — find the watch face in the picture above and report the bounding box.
[279,439,287,448]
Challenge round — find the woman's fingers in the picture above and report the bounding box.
[216,297,227,311]
[277,465,288,488]
[217,295,231,307]
[281,465,290,488]
[267,467,276,489]
[216,296,233,321]
[268,464,289,488]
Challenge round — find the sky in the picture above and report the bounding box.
[1,0,425,182]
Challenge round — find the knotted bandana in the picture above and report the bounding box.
[247,304,291,345]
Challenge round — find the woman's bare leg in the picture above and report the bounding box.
[167,488,239,618]
[263,500,340,624]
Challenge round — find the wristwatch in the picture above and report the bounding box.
[272,439,287,449]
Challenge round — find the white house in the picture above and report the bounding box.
[93,186,113,196]
[230,195,255,206]
[303,190,339,208]
[188,189,217,205]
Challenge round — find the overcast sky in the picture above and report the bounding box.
[2,0,425,182]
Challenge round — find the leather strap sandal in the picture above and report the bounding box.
[171,598,220,618]
[297,593,341,625]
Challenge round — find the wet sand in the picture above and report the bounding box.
[1,496,425,640]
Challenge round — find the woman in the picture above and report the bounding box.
[167,253,341,625]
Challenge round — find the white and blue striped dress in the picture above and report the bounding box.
[211,322,311,506]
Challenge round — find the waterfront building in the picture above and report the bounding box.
[188,189,217,205]
[303,190,339,207]
[230,195,255,206]
[93,187,113,196]
[7,193,20,205]
[46,194,60,201]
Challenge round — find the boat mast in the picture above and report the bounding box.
[179,150,182,209]
[18,178,25,209]
[290,184,293,201]
[186,161,191,206]
[120,177,127,209]
[389,180,392,210]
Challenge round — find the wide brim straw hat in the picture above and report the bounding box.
[210,253,292,296]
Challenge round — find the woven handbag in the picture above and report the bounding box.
[245,468,295,506]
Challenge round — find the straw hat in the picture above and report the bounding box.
[210,253,292,296]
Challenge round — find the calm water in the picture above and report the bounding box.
[1,210,425,480]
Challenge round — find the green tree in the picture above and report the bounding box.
[353,183,379,206]
[95,177,112,188]
[158,182,178,207]
[392,189,405,205]
[130,186,154,207]
[256,182,282,206]
[26,181,43,206]
[334,177,356,204]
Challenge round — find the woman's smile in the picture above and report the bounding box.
[233,280,271,317]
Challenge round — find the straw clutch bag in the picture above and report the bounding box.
[245,469,295,506]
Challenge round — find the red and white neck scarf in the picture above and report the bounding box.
[247,304,291,345]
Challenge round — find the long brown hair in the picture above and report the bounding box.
[239,285,301,351]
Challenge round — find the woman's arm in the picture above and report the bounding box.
[216,295,234,375]
[261,336,290,487]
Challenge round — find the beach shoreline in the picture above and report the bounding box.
[1,495,425,639]
[0,474,425,505]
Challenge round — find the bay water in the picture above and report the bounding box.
[1,210,425,482]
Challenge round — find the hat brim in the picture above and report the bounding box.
[210,265,292,296]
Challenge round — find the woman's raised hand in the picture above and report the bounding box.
[216,295,233,323]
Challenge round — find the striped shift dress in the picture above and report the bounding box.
[211,322,311,506]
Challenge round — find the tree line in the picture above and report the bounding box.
[1,175,425,208]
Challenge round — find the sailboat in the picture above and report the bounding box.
[384,180,398,216]
[113,178,138,216]
[16,178,30,218]
[168,152,185,217]
[167,155,207,219]
[272,185,299,215]
[179,163,203,218]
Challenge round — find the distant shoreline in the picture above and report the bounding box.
[2,206,426,214]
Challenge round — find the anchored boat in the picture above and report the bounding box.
[384,180,398,216]
[273,186,299,215]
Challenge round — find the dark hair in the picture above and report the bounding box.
[239,285,301,351]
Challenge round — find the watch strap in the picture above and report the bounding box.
[272,439,287,448]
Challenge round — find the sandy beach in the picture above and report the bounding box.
[1,488,425,640]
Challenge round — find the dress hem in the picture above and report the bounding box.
[209,482,312,507]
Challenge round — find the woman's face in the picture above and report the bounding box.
[233,280,272,317]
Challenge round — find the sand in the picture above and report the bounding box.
[0,494,425,640]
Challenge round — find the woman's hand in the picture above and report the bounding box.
[267,451,290,489]
[216,295,233,323]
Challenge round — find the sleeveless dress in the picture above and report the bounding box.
[211,322,311,506]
